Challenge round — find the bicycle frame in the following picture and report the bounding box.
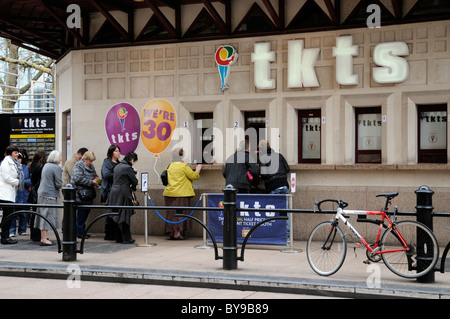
[333,208,409,256]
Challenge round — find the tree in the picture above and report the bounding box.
[0,38,54,113]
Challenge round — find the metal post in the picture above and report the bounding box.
[281,194,301,253]
[136,192,156,247]
[222,185,238,270]
[415,185,435,283]
[62,184,77,261]
[195,193,212,249]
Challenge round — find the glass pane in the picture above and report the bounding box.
[357,113,381,151]
[419,111,447,150]
[302,117,321,159]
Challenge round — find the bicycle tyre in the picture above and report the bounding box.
[381,220,439,279]
[306,221,347,276]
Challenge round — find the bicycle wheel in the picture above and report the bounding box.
[381,220,439,279]
[307,221,347,276]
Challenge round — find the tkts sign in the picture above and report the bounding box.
[249,35,409,90]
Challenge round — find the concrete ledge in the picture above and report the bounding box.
[0,261,448,299]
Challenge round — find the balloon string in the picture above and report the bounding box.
[153,156,160,181]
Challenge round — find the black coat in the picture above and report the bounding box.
[107,160,138,225]
[258,148,290,193]
[222,149,259,192]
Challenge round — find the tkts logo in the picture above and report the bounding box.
[215,45,238,91]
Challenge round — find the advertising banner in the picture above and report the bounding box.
[207,193,287,245]
[10,114,55,158]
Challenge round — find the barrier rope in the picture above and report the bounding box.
[147,195,202,224]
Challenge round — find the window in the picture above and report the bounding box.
[193,112,214,164]
[244,111,266,158]
[355,107,382,163]
[418,104,447,164]
[298,109,321,163]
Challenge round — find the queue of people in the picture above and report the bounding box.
[0,138,289,245]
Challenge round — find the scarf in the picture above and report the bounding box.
[11,156,25,192]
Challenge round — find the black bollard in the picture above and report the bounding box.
[62,184,77,261]
[415,185,435,283]
[222,185,238,270]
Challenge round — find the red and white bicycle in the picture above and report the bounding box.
[306,192,439,279]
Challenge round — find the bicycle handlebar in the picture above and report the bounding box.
[314,199,348,212]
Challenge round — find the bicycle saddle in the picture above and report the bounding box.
[376,192,398,199]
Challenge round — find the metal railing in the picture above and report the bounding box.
[0,185,448,281]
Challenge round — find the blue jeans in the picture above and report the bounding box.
[269,186,289,194]
[77,208,91,237]
[9,213,27,235]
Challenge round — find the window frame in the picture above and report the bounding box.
[355,106,382,164]
[417,104,448,164]
[298,109,321,164]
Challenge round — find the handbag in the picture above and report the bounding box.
[131,191,140,206]
[77,188,96,201]
[161,163,171,186]
[246,170,254,182]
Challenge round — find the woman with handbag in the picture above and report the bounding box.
[70,151,100,238]
[34,150,62,246]
[107,152,138,244]
[163,147,202,240]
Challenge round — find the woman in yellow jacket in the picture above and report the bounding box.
[163,147,202,240]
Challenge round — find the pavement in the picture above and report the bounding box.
[0,233,448,299]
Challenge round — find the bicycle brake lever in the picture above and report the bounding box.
[314,200,321,213]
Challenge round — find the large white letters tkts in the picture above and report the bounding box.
[250,35,410,89]
[287,40,320,88]
[372,42,409,83]
[333,36,359,85]
[251,42,276,89]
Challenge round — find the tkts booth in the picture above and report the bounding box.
[1,1,448,244]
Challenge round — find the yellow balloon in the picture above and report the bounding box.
[141,99,177,156]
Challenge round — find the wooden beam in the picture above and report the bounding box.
[0,14,67,49]
[201,0,228,34]
[90,0,130,42]
[261,0,282,29]
[142,0,177,38]
[323,0,338,23]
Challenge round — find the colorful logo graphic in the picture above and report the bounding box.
[18,119,22,128]
[105,103,140,155]
[117,107,128,131]
[308,143,316,151]
[429,135,437,143]
[215,45,238,91]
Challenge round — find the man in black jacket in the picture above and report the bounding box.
[222,140,259,193]
[258,140,290,194]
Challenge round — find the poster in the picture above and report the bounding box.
[207,193,287,245]
[10,114,55,158]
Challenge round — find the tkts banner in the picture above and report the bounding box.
[207,194,287,245]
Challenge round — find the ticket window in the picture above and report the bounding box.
[193,112,214,164]
[418,104,447,164]
[298,109,321,163]
[355,107,382,163]
[244,111,266,157]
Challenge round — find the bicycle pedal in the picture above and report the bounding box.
[363,260,371,265]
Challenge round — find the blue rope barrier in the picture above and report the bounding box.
[147,195,202,224]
